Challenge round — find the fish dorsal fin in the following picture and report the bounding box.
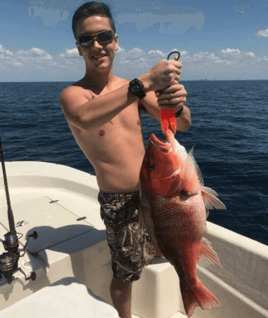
[202,187,227,210]
[197,238,222,268]
[180,147,201,194]
[187,146,204,186]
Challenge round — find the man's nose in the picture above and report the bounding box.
[92,38,103,49]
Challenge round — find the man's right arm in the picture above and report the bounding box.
[59,83,139,130]
[59,60,181,131]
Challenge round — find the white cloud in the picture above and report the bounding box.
[58,48,84,70]
[117,47,125,53]
[0,44,13,56]
[114,47,149,71]
[0,45,14,68]
[256,29,268,38]
[113,46,177,78]
[16,47,56,65]
[183,51,235,67]
[17,47,53,60]
[0,44,57,69]
[221,48,241,56]
[233,3,249,14]
[113,0,205,34]
[190,51,218,62]
[148,50,166,59]
[257,56,268,62]
[14,62,23,67]
[1,43,268,81]
[112,46,268,80]
[220,49,257,61]
[245,52,255,58]
[59,48,80,59]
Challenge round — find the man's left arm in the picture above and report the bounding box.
[139,83,191,131]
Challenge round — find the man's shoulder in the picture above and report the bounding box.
[116,76,129,84]
[59,82,92,111]
[60,80,90,97]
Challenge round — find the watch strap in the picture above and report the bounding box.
[175,106,184,117]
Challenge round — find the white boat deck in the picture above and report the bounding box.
[0,162,267,318]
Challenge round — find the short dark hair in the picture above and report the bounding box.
[72,2,116,39]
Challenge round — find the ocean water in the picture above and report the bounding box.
[0,81,267,245]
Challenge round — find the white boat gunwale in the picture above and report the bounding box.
[0,161,267,318]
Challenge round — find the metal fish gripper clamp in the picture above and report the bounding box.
[160,50,180,135]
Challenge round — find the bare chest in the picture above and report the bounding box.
[103,103,141,133]
[69,102,144,160]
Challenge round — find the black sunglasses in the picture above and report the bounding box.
[77,30,115,48]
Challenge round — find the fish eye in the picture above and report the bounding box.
[147,161,155,172]
[180,190,190,200]
[180,190,198,200]
[180,190,188,196]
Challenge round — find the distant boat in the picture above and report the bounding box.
[0,161,267,318]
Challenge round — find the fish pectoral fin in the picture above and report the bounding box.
[205,208,209,219]
[197,238,222,268]
[202,187,226,210]
[203,186,218,197]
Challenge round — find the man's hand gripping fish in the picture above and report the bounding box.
[139,127,226,317]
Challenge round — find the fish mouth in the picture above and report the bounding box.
[150,134,171,152]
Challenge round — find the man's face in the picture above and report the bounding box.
[76,15,119,72]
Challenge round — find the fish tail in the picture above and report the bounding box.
[182,281,220,317]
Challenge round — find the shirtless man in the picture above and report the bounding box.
[60,2,191,318]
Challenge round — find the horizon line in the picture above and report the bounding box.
[1,79,268,83]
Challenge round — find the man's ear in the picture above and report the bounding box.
[114,34,119,51]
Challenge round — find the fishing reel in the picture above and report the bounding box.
[0,136,38,284]
[0,231,38,284]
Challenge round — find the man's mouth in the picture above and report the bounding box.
[92,53,107,59]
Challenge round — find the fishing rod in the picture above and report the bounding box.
[0,135,37,284]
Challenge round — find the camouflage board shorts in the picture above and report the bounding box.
[98,190,157,282]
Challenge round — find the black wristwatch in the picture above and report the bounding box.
[129,78,146,99]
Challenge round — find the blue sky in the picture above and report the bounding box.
[0,0,268,81]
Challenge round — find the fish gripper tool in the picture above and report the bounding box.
[160,50,180,135]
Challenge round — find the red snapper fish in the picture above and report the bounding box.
[139,129,226,317]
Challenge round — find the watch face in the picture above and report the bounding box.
[132,81,141,92]
[129,79,145,99]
